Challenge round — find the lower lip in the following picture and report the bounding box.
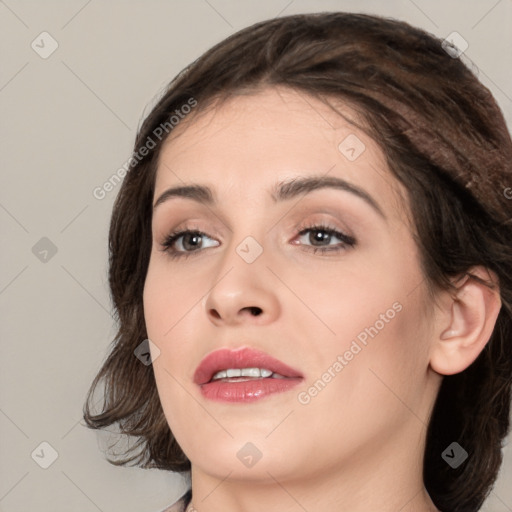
[199,378,302,403]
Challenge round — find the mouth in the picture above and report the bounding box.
[194,347,303,385]
[193,347,303,403]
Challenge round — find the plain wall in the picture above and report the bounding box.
[1,0,511,510]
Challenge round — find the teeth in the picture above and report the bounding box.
[211,367,283,381]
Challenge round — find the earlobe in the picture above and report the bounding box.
[430,267,501,376]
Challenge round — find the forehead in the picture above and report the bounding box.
[154,87,407,217]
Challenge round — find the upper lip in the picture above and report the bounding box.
[194,347,303,385]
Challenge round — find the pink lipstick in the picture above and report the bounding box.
[194,347,303,403]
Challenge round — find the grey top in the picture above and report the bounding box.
[160,490,192,512]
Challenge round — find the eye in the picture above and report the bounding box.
[159,223,356,260]
[160,229,219,259]
[294,224,356,254]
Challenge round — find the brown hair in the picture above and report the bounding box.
[84,12,512,512]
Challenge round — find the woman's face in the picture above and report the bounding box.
[143,87,441,483]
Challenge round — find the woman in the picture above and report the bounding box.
[84,12,512,512]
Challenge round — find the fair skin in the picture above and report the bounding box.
[143,86,501,512]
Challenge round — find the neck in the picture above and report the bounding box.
[184,424,439,512]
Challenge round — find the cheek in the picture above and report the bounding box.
[143,257,203,344]
[143,257,206,396]
[295,295,431,447]
[282,255,408,353]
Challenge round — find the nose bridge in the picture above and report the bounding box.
[212,230,267,296]
[218,201,268,270]
[203,224,279,325]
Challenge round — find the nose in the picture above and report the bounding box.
[203,241,281,327]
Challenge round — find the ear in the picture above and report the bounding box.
[429,266,502,376]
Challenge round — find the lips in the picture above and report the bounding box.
[193,347,303,386]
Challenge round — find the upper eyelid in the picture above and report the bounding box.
[157,207,354,232]
[160,211,354,237]
[163,219,346,237]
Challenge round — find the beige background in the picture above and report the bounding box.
[1,1,511,511]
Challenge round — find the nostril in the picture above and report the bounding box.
[248,307,262,316]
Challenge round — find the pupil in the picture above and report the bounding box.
[184,233,201,250]
[311,230,329,246]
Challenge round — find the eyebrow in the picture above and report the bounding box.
[153,175,386,219]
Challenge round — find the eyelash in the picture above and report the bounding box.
[159,223,356,260]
